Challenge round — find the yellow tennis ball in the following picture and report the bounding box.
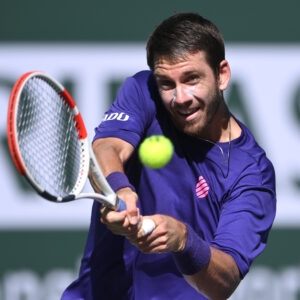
[138,135,173,169]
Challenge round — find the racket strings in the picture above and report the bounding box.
[17,77,82,196]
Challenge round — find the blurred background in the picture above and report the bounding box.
[1,1,300,299]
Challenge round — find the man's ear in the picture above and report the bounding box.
[218,60,231,91]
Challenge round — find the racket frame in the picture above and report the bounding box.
[7,71,122,210]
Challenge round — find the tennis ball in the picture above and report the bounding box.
[138,135,173,169]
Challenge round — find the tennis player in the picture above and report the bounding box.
[62,12,276,299]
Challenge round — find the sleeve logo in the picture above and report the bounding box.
[102,112,130,122]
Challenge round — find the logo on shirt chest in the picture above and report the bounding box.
[195,176,210,198]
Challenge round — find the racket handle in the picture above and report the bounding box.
[141,219,156,235]
[116,198,127,211]
[116,198,155,235]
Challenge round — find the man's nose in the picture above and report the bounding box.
[173,86,193,104]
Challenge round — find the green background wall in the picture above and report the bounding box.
[1,0,299,42]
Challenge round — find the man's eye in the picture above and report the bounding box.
[187,75,199,84]
[158,80,174,90]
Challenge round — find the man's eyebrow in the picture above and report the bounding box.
[153,72,168,78]
[154,70,200,79]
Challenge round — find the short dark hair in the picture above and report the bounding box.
[146,13,225,75]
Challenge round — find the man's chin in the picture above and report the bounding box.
[177,123,202,137]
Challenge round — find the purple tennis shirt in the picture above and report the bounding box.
[61,70,276,300]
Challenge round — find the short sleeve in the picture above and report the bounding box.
[211,157,276,277]
[93,71,156,147]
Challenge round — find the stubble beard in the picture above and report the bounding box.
[171,87,223,139]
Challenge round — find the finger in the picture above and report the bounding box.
[134,239,167,254]
[100,207,127,224]
[126,199,140,226]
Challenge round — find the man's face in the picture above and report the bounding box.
[154,51,226,138]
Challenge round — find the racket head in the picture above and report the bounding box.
[7,71,90,202]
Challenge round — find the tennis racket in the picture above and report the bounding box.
[7,71,155,234]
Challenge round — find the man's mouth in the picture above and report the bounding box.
[176,107,199,122]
